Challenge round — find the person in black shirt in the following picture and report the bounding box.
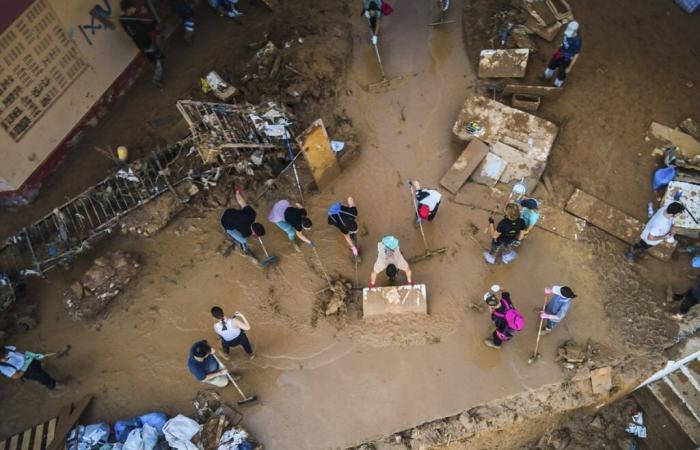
[484,203,527,265]
[327,197,359,256]
[220,187,264,253]
[119,0,164,82]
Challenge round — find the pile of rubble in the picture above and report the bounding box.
[63,251,140,321]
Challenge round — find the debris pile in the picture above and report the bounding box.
[311,276,358,327]
[192,391,260,450]
[63,251,140,321]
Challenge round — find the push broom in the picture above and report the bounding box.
[528,295,549,365]
[212,353,258,406]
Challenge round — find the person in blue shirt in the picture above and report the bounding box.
[539,285,577,335]
[0,346,60,390]
[518,198,540,236]
[187,340,230,387]
[544,21,582,87]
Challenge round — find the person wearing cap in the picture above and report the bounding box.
[187,340,232,387]
[539,285,577,335]
[221,188,265,254]
[369,236,412,288]
[483,291,521,349]
[268,199,314,247]
[518,198,540,236]
[327,197,359,256]
[544,21,582,87]
[625,201,684,263]
[413,180,442,222]
[484,203,527,265]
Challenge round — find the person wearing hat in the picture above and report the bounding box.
[484,203,527,264]
[221,187,265,254]
[483,291,523,348]
[412,180,442,223]
[327,197,359,256]
[187,340,233,387]
[268,199,314,247]
[539,285,577,335]
[517,198,540,236]
[369,236,412,288]
[543,21,582,87]
[625,201,684,263]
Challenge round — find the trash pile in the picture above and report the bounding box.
[311,276,358,327]
[63,251,140,321]
[66,401,260,450]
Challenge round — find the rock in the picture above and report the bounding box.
[69,282,84,300]
[679,117,700,139]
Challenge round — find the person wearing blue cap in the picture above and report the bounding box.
[369,236,412,288]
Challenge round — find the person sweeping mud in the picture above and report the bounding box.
[362,0,383,43]
[517,198,540,237]
[411,180,442,222]
[538,285,577,335]
[188,340,236,387]
[210,307,255,360]
[221,187,265,254]
[268,199,314,249]
[543,21,581,87]
[1,345,62,391]
[328,197,359,256]
[625,201,684,263]
[483,291,524,349]
[484,203,527,264]
[369,236,412,287]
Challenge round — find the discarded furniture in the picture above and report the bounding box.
[478,49,530,79]
[362,284,427,317]
[512,94,541,112]
[296,119,341,191]
[440,139,489,194]
[546,0,574,21]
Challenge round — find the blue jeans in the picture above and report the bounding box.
[274,221,296,240]
[545,319,558,330]
[225,229,249,252]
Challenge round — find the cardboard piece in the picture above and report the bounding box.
[440,139,490,194]
[502,84,563,97]
[473,152,507,187]
[478,49,530,79]
[565,189,675,260]
[648,122,700,158]
[296,119,341,191]
[590,366,613,396]
[362,284,427,317]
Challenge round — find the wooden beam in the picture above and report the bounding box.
[46,395,93,450]
[502,84,563,97]
[440,139,489,194]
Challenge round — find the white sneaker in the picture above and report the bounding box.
[227,9,242,17]
[543,68,554,80]
[483,252,496,265]
[554,78,564,87]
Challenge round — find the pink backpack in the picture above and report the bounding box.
[493,298,524,331]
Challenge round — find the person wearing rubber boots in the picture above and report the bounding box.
[369,236,412,288]
[484,203,527,265]
[327,197,360,257]
[543,21,582,87]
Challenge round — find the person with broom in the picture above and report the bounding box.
[327,197,359,256]
[268,199,314,248]
[1,345,63,391]
[220,187,266,254]
[538,285,577,335]
[211,307,255,360]
[411,180,442,222]
[187,340,236,387]
[483,291,524,349]
[369,236,412,288]
[484,203,527,264]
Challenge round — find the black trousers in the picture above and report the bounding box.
[22,360,56,390]
[547,55,571,81]
[629,239,652,258]
[492,330,504,347]
[679,292,699,315]
[221,332,253,355]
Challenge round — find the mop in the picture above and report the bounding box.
[407,179,447,263]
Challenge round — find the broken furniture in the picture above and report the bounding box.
[440,139,490,194]
[511,94,541,112]
[648,121,700,169]
[565,188,675,260]
[296,119,341,191]
[362,284,427,318]
[478,49,530,79]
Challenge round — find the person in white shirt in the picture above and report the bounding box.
[412,180,442,222]
[210,307,254,360]
[625,201,684,263]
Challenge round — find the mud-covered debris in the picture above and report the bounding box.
[63,251,140,321]
[556,340,587,365]
[325,278,352,316]
[536,428,571,450]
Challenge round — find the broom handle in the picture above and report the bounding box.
[256,236,270,257]
[532,295,548,358]
[212,353,248,399]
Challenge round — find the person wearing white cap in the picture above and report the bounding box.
[369,235,412,288]
[539,285,577,335]
[543,21,582,87]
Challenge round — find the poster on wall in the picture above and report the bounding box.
[0,0,87,142]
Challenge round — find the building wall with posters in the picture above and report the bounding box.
[0,0,139,197]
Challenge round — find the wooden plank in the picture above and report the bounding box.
[565,189,675,261]
[44,420,56,449]
[524,17,561,42]
[590,366,612,396]
[649,122,700,158]
[440,139,490,194]
[490,141,545,183]
[472,152,507,187]
[31,423,44,450]
[19,430,31,450]
[296,119,341,192]
[47,396,93,450]
[8,434,19,450]
[478,49,529,79]
[502,84,563,97]
[362,284,427,317]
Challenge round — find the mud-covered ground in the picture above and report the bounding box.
[1,0,700,449]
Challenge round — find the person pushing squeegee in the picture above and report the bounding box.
[407,179,447,263]
[361,0,401,93]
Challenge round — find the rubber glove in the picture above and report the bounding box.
[308,240,316,248]
[368,282,375,289]
[371,35,378,45]
[540,312,551,320]
[351,245,358,256]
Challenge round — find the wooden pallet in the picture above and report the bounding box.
[0,395,92,450]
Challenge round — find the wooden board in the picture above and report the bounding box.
[490,141,545,184]
[590,366,612,396]
[47,395,93,450]
[440,139,490,194]
[565,189,675,261]
[502,84,563,97]
[633,386,697,450]
[478,49,530,79]
[296,119,341,192]
[524,17,561,42]
[362,284,427,317]
[648,122,700,158]
[0,411,68,450]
